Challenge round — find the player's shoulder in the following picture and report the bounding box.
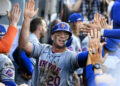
[39,43,52,52]
[0,54,12,67]
[66,49,77,55]
[41,43,51,48]
[0,54,9,60]
[34,43,51,48]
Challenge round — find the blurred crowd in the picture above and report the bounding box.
[0,0,120,86]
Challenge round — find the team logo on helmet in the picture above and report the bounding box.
[61,23,66,29]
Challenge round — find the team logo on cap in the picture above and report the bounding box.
[61,23,66,29]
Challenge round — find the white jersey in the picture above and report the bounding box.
[68,34,82,52]
[81,36,88,51]
[31,44,79,86]
[29,33,40,44]
[103,49,120,70]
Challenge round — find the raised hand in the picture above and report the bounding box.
[24,0,39,19]
[7,4,21,27]
[94,13,112,29]
[93,13,102,28]
[82,23,101,31]
[87,29,108,65]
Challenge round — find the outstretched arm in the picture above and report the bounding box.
[86,29,108,86]
[0,4,21,53]
[19,0,39,55]
[102,29,120,39]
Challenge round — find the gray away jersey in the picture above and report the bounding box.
[31,43,79,86]
[0,54,15,82]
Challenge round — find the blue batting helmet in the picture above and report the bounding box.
[0,25,6,36]
[68,13,84,23]
[52,22,72,38]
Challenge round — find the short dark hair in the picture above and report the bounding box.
[30,17,44,33]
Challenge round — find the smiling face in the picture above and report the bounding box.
[51,31,70,49]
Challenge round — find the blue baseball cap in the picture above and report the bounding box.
[68,13,84,23]
[0,25,6,36]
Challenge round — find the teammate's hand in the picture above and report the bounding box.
[94,13,102,29]
[24,0,39,19]
[87,29,108,65]
[83,23,101,31]
[7,4,21,27]
[94,13,112,29]
[74,72,80,86]
[79,23,91,34]
[21,73,32,80]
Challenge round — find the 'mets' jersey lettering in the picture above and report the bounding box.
[39,60,61,86]
[39,60,61,74]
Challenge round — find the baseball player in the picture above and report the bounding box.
[68,13,82,52]
[0,54,15,86]
[19,0,120,86]
[13,17,46,85]
[0,3,21,86]
[19,0,89,86]
[0,4,21,53]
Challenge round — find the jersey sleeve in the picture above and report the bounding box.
[30,43,49,59]
[85,64,96,86]
[111,2,120,28]
[103,29,120,39]
[2,81,16,86]
[0,25,17,53]
[68,51,88,71]
[0,54,15,85]
[68,51,80,71]
[77,51,88,67]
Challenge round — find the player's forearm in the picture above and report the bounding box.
[101,29,120,39]
[0,26,17,53]
[19,18,31,50]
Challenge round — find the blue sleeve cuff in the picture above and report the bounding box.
[3,81,16,86]
[86,64,94,79]
[20,50,33,75]
[77,51,88,67]
[85,64,96,86]
[104,29,120,39]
